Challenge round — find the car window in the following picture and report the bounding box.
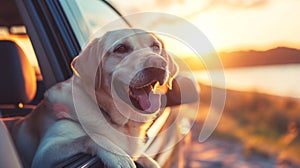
[59,0,129,48]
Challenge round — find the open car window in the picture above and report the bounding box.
[59,0,129,48]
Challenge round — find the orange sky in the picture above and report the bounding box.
[114,0,300,52]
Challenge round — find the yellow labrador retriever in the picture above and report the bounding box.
[11,29,182,168]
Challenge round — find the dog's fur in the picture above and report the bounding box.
[11,29,180,168]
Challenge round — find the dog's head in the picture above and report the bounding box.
[71,29,179,125]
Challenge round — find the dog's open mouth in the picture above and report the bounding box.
[113,67,172,114]
[129,80,165,113]
[114,68,169,114]
[129,68,169,113]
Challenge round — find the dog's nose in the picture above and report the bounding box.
[144,56,167,68]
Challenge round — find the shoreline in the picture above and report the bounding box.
[192,64,300,99]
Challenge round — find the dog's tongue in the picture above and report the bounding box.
[133,88,160,113]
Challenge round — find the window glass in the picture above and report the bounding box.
[59,0,129,47]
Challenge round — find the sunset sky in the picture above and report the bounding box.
[114,0,300,52]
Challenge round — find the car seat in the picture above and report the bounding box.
[0,39,37,118]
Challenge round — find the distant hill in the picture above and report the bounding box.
[219,47,300,68]
[179,47,300,70]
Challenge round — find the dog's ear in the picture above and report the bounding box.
[165,52,179,88]
[71,37,104,89]
[153,34,179,88]
[153,34,198,106]
[163,54,199,106]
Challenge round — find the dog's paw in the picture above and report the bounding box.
[82,135,136,167]
[97,149,136,168]
[135,155,160,168]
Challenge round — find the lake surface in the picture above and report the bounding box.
[193,64,300,99]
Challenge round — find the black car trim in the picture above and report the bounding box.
[16,0,61,88]
[46,0,81,57]
[58,0,90,48]
[34,0,73,78]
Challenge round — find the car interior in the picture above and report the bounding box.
[0,0,50,167]
[0,0,198,167]
[0,0,38,165]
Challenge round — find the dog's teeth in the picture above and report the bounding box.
[167,77,174,90]
[153,81,160,91]
[152,81,168,94]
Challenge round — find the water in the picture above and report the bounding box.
[193,64,300,99]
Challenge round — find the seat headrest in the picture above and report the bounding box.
[0,40,36,104]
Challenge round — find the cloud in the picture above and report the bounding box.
[112,0,270,28]
[205,0,269,9]
[114,0,269,18]
[147,0,270,21]
[153,0,269,11]
[154,0,185,8]
[141,0,270,20]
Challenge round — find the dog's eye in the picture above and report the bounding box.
[151,43,160,51]
[114,44,128,53]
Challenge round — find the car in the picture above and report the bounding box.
[0,0,197,167]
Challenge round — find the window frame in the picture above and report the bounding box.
[59,0,131,48]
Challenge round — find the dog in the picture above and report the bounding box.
[10,28,187,168]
